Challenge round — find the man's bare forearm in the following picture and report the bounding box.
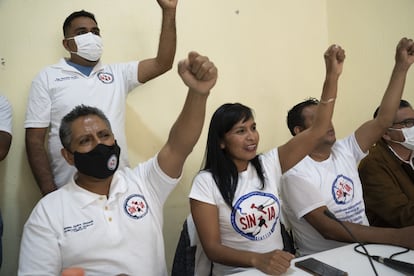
[25,130,57,195]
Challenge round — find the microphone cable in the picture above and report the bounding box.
[354,244,414,275]
[324,209,378,276]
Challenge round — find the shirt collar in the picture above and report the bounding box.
[67,171,127,208]
[55,58,104,75]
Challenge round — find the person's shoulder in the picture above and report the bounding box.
[192,170,214,186]
[40,58,66,70]
[261,147,279,160]
[28,189,66,217]
[0,95,11,107]
[32,59,68,78]
[116,166,135,179]
[104,61,138,70]
[195,169,212,179]
[284,155,312,175]
[41,187,67,202]
[334,133,367,160]
[331,134,354,151]
[125,156,161,180]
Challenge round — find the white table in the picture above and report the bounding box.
[230,243,414,275]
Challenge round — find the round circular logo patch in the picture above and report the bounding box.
[124,194,148,219]
[107,154,118,171]
[231,191,280,241]
[97,72,114,84]
[331,174,354,204]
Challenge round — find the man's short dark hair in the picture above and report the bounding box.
[63,10,97,37]
[59,105,111,150]
[286,97,319,136]
[373,99,412,119]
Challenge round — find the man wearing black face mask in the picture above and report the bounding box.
[359,99,414,228]
[24,0,178,197]
[18,52,217,276]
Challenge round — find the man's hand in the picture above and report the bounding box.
[178,51,218,95]
[395,37,414,71]
[61,267,84,276]
[324,44,346,77]
[157,0,177,10]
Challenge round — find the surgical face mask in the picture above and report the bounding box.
[390,126,414,150]
[67,32,103,61]
[74,141,120,179]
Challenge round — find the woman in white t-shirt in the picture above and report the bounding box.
[189,44,345,276]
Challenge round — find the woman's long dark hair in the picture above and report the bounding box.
[202,103,265,209]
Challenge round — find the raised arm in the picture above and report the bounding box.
[355,37,414,152]
[158,52,217,178]
[278,44,345,173]
[137,0,177,83]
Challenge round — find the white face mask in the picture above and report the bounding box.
[390,126,414,150]
[67,32,103,61]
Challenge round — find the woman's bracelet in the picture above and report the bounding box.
[320,97,336,104]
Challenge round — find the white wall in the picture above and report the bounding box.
[327,0,414,138]
[0,0,413,274]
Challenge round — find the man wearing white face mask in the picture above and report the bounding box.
[65,32,104,62]
[359,99,414,228]
[24,0,177,196]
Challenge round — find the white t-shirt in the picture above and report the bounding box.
[189,148,284,276]
[24,59,140,187]
[281,134,369,256]
[18,155,178,276]
[0,95,12,135]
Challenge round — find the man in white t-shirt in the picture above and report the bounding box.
[0,94,12,269]
[18,51,217,276]
[280,37,414,256]
[25,0,177,196]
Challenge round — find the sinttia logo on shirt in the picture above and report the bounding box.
[231,191,279,241]
[331,174,354,204]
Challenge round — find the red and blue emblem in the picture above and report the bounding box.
[231,191,279,241]
[97,72,114,84]
[331,174,354,204]
[107,154,118,171]
[124,194,148,219]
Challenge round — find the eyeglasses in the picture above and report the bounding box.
[392,118,414,128]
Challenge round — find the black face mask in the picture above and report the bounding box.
[73,141,121,179]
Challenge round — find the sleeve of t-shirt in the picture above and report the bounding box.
[340,133,367,163]
[281,172,326,219]
[18,201,61,275]
[124,61,141,91]
[260,147,283,189]
[133,154,180,205]
[0,95,12,134]
[189,171,218,206]
[24,72,52,128]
